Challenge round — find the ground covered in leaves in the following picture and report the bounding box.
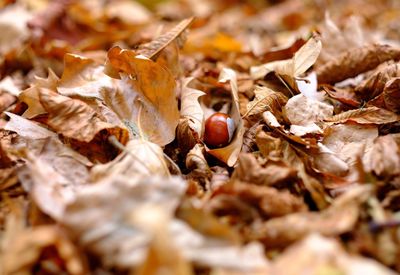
[1,0,400,274]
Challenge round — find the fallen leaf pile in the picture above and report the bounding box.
[1,0,400,274]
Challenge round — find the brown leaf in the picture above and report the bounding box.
[105,46,179,145]
[1,200,88,275]
[322,85,361,107]
[38,88,128,143]
[354,61,400,99]
[138,17,194,60]
[248,185,371,248]
[232,153,297,187]
[325,106,400,124]
[210,181,307,219]
[282,141,329,209]
[317,44,400,84]
[57,53,113,99]
[243,86,287,119]
[370,77,400,113]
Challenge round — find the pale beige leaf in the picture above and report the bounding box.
[105,0,151,25]
[322,124,378,170]
[0,5,32,55]
[186,143,209,172]
[61,175,186,268]
[272,234,396,275]
[89,139,169,182]
[293,35,322,76]
[4,112,57,139]
[363,135,400,177]
[313,143,349,176]
[285,94,333,125]
[180,77,205,136]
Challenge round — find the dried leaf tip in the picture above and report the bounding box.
[138,17,195,60]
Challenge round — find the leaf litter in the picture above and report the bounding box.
[1,0,400,274]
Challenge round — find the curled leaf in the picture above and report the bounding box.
[354,61,400,99]
[317,44,400,84]
[206,68,245,167]
[325,106,400,124]
[370,77,400,113]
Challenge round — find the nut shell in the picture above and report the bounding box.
[204,113,235,147]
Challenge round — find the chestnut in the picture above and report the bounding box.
[204,112,235,148]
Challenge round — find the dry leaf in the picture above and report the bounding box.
[313,142,350,176]
[180,78,205,137]
[1,224,87,275]
[206,68,245,167]
[363,135,400,177]
[320,123,378,179]
[0,5,32,55]
[138,17,194,60]
[18,70,60,119]
[248,185,371,248]
[317,44,400,84]
[105,0,151,25]
[370,77,400,113]
[18,139,92,220]
[317,14,369,65]
[57,53,113,99]
[354,61,400,99]
[271,234,396,275]
[61,175,185,268]
[4,112,56,139]
[285,94,333,125]
[186,143,209,172]
[251,35,322,90]
[325,106,400,124]
[282,141,329,209]
[232,153,297,187]
[89,139,170,181]
[105,46,179,145]
[134,206,194,275]
[284,93,333,136]
[244,86,287,119]
[210,181,307,219]
[177,78,205,153]
[38,88,129,144]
